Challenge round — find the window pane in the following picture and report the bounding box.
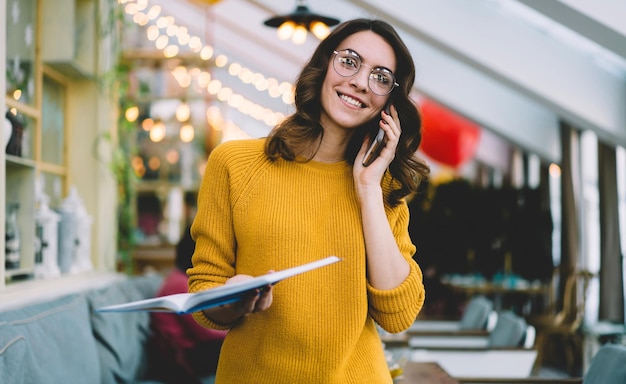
[618,146,626,321]
[581,131,599,324]
[42,172,65,208]
[5,0,37,106]
[42,76,66,165]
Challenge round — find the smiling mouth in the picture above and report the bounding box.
[339,93,365,108]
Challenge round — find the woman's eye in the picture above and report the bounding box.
[372,72,389,84]
[341,57,358,68]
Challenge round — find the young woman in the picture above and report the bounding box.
[187,18,430,383]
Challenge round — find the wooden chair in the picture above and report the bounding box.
[529,270,594,375]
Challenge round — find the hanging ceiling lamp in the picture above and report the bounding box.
[263,0,340,45]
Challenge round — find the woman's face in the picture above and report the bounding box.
[320,30,396,133]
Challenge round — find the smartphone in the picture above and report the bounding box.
[362,102,391,167]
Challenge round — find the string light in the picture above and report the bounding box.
[123,0,291,133]
[180,124,195,142]
[175,102,191,122]
[125,106,139,122]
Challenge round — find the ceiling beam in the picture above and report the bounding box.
[516,0,626,61]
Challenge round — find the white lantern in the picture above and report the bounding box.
[71,198,93,274]
[57,189,78,274]
[34,192,61,279]
[58,187,93,274]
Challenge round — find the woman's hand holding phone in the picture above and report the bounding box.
[362,102,392,167]
[354,102,399,218]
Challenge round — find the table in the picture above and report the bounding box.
[440,276,548,314]
[131,245,175,274]
[399,362,460,384]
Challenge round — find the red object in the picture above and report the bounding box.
[150,269,227,381]
[419,99,481,168]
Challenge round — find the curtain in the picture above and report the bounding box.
[598,140,624,322]
[559,121,580,310]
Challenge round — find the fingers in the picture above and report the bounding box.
[254,270,274,312]
[239,285,273,315]
[254,285,273,311]
[232,269,275,316]
[380,104,400,142]
[239,289,261,314]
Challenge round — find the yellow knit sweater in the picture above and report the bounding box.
[188,138,424,384]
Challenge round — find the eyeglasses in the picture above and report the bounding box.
[332,49,399,96]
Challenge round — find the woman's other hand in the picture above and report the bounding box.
[226,273,274,315]
[201,272,274,325]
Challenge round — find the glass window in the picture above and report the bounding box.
[42,76,66,165]
[581,131,599,324]
[5,0,37,106]
[618,146,626,260]
[617,146,626,321]
[549,163,561,267]
[42,172,65,208]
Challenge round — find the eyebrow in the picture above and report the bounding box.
[340,48,395,74]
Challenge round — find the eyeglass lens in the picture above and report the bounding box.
[333,50,396,95]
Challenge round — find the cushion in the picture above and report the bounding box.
[459,296,493,330]
[0,294,101,384]
[0,323,27,384]
[584,344,626,384]
[87,276,162,383]
[488,311,527,347]
[131,273,165,299]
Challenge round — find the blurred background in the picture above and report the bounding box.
[2,0,625,377]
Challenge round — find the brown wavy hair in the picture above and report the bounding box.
[265,18,430,206]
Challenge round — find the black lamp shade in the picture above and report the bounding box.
[264,5,340,28]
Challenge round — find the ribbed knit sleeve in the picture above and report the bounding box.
[367,198,425,333]
[367,260,425,332]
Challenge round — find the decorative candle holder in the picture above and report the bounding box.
[34,179,61,279]
[5,110,25,157]
[57,187,93,275]
[5,203,21,270]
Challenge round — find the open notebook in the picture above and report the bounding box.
[95,255,341,315]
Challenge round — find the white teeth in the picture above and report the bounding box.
[340,94,363,108]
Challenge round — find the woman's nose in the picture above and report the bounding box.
[349,68,370,92]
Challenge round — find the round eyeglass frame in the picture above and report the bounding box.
[332,50,399,96]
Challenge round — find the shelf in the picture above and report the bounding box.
[0,272,123,311]
[135,180,201,193]
[6,154,37,169]
[5,156,36,281]
[4,267,35,282]
[132,245,175,275]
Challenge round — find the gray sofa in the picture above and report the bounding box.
[0,274,165,384]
